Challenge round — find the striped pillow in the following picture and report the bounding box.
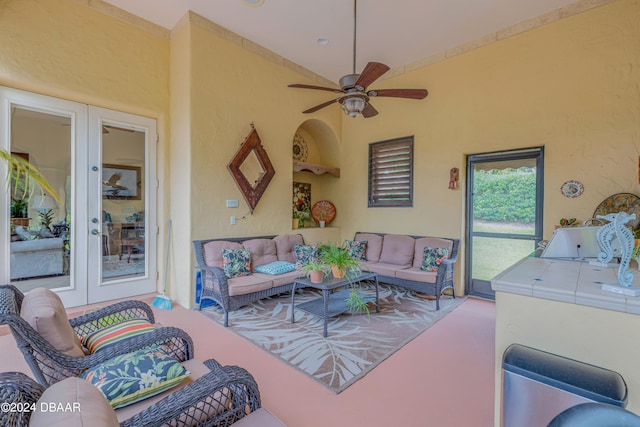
[82,318,155,354]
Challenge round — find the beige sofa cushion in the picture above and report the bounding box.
[354,233,383,263]
[396,267,438,284]
[30,377,119,427]
[204,241,243,268]
[227,275,273,297]
[243,239,278,270]
[20,287,85,358]
[413,238,453,268]
[274,234,304,263]
[232,408,288,427]
[379,234,414,266]
[363,262,411,278]
[254,270,301,288]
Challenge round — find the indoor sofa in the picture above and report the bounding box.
[352,232,460,310]
[193,234,304,327]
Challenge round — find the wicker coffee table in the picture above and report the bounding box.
[291,271,379,337]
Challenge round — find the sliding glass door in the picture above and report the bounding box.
[0,87,156,307]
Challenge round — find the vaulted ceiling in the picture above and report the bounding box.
[103,0,584,83]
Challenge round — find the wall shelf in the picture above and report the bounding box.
[293,160,340,178]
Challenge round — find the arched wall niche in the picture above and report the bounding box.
[291,118,341,228]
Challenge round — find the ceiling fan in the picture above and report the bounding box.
[288,0,428,118]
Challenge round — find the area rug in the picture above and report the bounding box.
[199,283,464,393]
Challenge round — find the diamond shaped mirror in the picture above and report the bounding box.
[227,125,275,213]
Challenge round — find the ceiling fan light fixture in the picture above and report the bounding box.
[341,96,366,118]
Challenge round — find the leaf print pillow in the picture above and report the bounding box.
[222,248,252,279]
[81,345,190,408]
[420,246,450,272]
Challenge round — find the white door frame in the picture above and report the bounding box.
[0,86,157,307]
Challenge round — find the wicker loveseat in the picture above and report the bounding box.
[352,232,460,310]
[193,234,305,327]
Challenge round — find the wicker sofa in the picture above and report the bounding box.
[193,234,305,327]
[353,232,460,310]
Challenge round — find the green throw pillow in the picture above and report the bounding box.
[343,240,367,261]
[222,248,252,278]
[420,246,450,272]
[81,345,190,409]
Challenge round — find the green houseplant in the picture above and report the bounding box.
[319,242,360,279]
[300,259,329,284]
[2,150,59,202]
[318,242,368,313]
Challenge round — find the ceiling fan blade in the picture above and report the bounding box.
[362,103,378,118]
[354,62,390,89]
[302,98,340,114]
[369,88,428,99]
[289,84,344,94]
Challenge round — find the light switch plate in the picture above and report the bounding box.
[226,199,239,208]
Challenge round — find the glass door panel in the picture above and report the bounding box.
[8,108,73,293]
[87,107,156,304]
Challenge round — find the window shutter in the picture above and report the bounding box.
[368,137,414,207]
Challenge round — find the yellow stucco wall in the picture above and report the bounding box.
[341,0,640,295]
[1,0,639,309]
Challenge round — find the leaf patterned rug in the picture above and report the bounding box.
[199,283,464,393]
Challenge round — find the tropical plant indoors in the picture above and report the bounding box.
[2,149,60,203]
[318,242,368,313]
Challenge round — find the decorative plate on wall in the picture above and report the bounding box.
[311,200,336,225]
[292,133,308,161]
[560,180,583,198]
[593,192,640,230]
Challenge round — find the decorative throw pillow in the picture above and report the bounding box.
[82,318,155,353]
[222,248,252,279]
[81,345,190,409]
[255,261,297,275]
[293,244,318,267]
[343,240,367,261]
[420,246,450,272]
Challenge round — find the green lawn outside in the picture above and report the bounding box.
[471,220,536,280]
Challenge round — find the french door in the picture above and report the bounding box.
[465,147,544,299]
[0,87,157,307]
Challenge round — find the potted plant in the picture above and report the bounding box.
[319,242,360,279]
[10,198,29,226]
[318,211,326,228]
[317,242,369,313]
[300,259,329,284]
[292,210,302,229]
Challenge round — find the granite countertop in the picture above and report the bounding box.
[491,257,640,315]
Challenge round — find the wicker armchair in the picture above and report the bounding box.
[0,360,261,427]
[0,285,194,386]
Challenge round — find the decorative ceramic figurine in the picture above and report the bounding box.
[596,212,636,287]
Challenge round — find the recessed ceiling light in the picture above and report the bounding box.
[316,38,329,45]
[242,0,264,7]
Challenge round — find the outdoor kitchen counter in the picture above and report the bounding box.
[491,257,640,426]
